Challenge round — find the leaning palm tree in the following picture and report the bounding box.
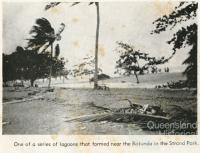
[27,17,65,88]
[45,2,100,89]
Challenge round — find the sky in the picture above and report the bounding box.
[3,1,195,76]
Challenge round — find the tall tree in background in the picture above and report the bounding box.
[45,2,100,89]
[27,18,65,87]
[152,2,198,88]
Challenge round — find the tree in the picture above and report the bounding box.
[27,18,55,51]
[72,55,102,79]
[151,2,197,88]
[45,2,100,89]
[3,46,26,84]
[27,17,65,87]
[3,46,65,86]
[51,57,66,78]
[115,42,168,83]
[3,54,16,84]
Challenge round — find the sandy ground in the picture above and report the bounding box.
[2,86,196,135]
[35,72,186,88]
[2,73,196,134]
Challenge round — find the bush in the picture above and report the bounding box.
[155,80,187,89]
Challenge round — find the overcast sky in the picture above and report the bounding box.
[3,1,194,76]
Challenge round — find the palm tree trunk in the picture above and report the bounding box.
[48,43,53,88]
[94,2,100,89]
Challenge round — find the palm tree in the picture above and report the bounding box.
[45,2,100,89]
[27,18,55,51]
[27,17,65,88]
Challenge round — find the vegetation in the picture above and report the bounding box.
[152,1,197,88]
[3,46,65,86]
[155,80,187,89]
[45,2,100,89]
[115,42,169,83]
[72,55,102,79]
[27,17,65,87]
[3,18,66,87]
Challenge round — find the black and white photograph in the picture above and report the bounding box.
[2,1,198,135]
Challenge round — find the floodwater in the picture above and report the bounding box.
[37,72,186,89]
[3,73,195,135]
[3,93,154,135]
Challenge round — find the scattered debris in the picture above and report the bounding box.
[155,80,187,89]
[65,99,169,123]
[96,84,110,91]
[28,91,38,96]
[44,88,55,92]
[3,96,44,105]
[65,113,113,122]
[2,121,10,126]
[88,102,111,112]
[65,99,196,133]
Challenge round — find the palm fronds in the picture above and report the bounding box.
[27,18,55,50]
[71,2,80,7]
[45,2,61,10]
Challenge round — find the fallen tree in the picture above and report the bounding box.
[65,99,197,134]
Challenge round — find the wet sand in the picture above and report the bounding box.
[3,87,196,135]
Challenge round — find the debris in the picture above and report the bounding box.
[28,91,38,96]
[3,96,44,105]
[119,99,166,116]
[96,85,110,91]
[44,88,55,92]
[2,121,10,126]
[65,113,112,122]
[100,121,108,124]
[80,126,86,130]
[66,98,196,133]
[88,102,111,112]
